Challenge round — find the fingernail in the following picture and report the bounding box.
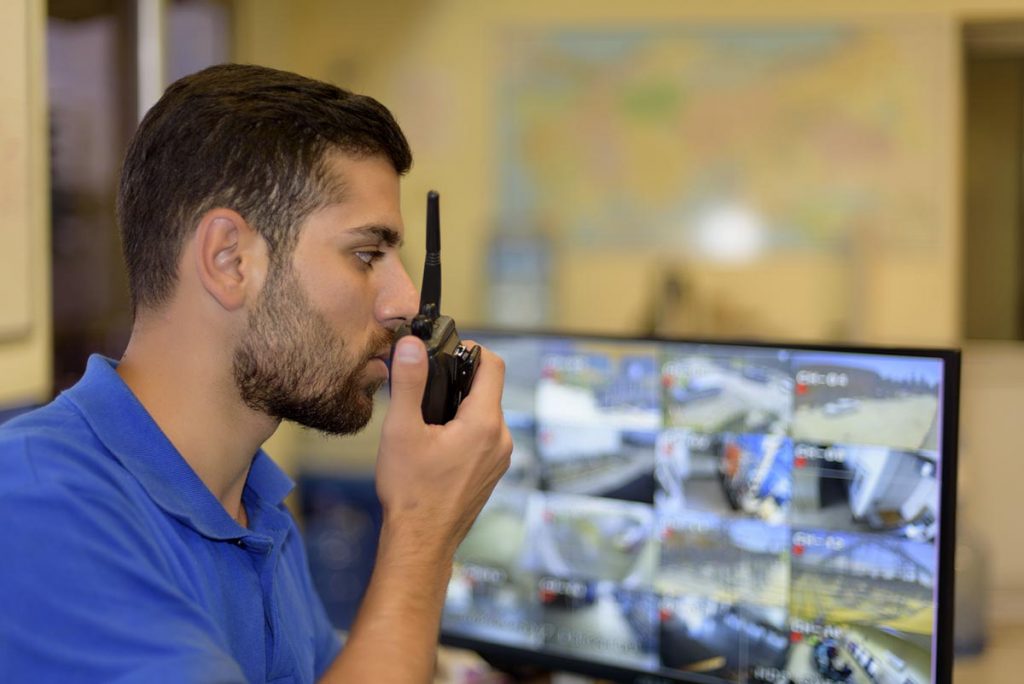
[395,338,424,364]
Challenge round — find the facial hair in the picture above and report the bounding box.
[233,260,393,435]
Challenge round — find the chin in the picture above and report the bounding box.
[305,404,374,437]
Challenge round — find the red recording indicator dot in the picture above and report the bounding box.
[794,455,807,469]
[539,588,556,603]
[790,631,803,643]
[796,383,808,395]
[659,607,673,623]
[792,544,805,557]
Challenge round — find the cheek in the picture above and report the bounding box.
[294,252,382,339]
[316,280,377,340]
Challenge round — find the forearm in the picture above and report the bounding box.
[319,341,512,682]
[319,521,454,683]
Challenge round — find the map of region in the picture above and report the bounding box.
[498,24,945,254]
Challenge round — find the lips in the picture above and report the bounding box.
[366,348,392,372]
[366,330,397,368]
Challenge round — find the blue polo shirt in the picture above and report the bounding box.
[0,355,342,683]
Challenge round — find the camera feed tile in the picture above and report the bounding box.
[789,528,934,634]
[519,492,657,587]
[446,487,543,649]
[790,352,943,452]
[785,616,933,684]
[791,443,939,541]
[655,511,789,608]
[655,430,792,525]
[534,579,660,671]
[661,345,793,435]
[466,332,547,423]
[536,340,661,503]
[658,595,790,683]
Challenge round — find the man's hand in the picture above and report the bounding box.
[321,335,511,683]
[376,335,513,559]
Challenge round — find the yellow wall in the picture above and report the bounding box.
[0,1,50,407]
[229,0,982,347]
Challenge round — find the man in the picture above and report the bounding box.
[0,63,512,682]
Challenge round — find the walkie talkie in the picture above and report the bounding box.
[390,190,480,424]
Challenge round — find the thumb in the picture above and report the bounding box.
[387,336,428,421]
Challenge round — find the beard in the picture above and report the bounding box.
[232,261,393,436]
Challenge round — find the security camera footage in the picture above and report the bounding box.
[442,334,950,684]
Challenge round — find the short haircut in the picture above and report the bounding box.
[116,63,413,314]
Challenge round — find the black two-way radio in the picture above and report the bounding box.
[390,191,480,424]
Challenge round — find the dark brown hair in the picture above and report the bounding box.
[117,63,412,314]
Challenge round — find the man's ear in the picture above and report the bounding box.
[193,208,267,311]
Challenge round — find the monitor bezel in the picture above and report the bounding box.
[441,327,961,684]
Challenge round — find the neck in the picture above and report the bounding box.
[116,311,278,524]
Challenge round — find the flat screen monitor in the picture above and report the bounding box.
[439,330,959,684]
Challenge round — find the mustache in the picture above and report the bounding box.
[363,328,397,361]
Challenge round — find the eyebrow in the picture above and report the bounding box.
[349,224,404,248]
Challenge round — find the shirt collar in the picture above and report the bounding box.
[65,354,295,540]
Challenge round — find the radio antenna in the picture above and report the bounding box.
[420,190,442,315]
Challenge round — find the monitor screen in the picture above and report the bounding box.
[438,331,959,684]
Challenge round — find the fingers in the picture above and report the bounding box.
[385,339,503,429]
[459,345,506,416]
[386,336,428,423]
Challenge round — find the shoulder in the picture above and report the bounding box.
[0,396,163,568]
[0,394,131,494]
[0,402,178,602]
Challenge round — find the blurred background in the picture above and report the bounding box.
[3,0,1024,680]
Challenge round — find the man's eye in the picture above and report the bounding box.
[355,250,385,266]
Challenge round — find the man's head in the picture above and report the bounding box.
[117,64,418,434]
[118,63,412,313]
[232,152,415,435]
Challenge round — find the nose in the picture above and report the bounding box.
[377,258,420,330]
